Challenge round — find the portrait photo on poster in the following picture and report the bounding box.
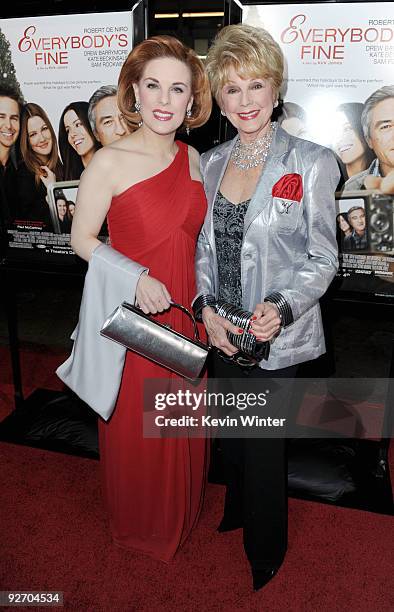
[335,193,368,253]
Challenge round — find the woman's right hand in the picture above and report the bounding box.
[202,306,240,356]
[136,273,171,314]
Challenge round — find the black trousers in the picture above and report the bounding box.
[212,353,298,569]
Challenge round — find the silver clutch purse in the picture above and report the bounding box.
[100,302,210,381]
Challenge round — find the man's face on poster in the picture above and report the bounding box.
[0,96,20,153]
[94,95,128,146]
[348,207,366,235]
[56,198,67,219]
[368,98,394,174]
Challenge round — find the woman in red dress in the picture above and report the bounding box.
[70,36,212,561]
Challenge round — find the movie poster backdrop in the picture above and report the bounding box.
[244,2,394,299]
[0,11,133,263]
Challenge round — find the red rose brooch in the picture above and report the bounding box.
[272,174,303,214]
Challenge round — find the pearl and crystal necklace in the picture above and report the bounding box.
[231,122,276,171]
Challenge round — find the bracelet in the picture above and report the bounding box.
[193,294,217,321]
[264,292,293,327]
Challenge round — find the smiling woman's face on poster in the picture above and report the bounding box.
[27,115,53,160]
[333,111,366,166]
[64,109,96,158]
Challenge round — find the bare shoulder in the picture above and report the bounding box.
[85,146,118,172]
[82,134,141,178]
[186,143,199,157]
[94,133,141,158]
[187,144,202,181]
[187,144,200,164]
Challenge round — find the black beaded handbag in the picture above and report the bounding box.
[193,295,270,366]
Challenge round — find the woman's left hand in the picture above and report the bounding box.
[250,302,281,342]
[40,166,56,189]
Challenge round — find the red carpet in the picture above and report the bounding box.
[0,343,65,421]
[0,346,393,610]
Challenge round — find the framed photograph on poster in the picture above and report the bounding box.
[47,181,79,236]
[46,180,108,243]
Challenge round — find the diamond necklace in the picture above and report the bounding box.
[231,122,276,171]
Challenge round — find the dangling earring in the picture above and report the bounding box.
[135,100,143,127]
[221,109,226,117]
[185,108,192,136]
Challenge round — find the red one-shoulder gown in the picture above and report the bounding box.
[98,141,208,561]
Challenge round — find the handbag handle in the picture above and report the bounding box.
[170,302,200,341]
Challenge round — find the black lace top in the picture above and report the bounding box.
[213,191,250,306]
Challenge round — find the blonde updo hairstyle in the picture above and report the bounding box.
[118,35,212,132]
[205,24,284,108]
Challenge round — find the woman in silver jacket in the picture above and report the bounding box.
[194,25,340,590]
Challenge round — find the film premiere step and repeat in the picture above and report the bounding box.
[2,2,394,300]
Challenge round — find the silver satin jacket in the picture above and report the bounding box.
[195,125,340,369]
